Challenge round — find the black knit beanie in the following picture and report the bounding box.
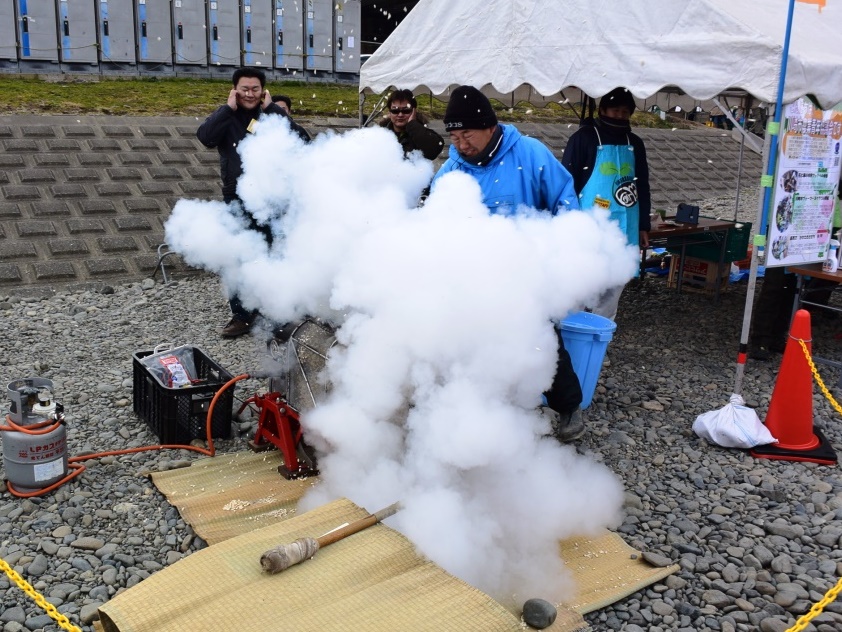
[444,86,498,131]
[599,87,636,113]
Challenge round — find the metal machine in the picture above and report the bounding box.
[243,319,337,480]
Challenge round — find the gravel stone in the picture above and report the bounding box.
[70,537,105,551]
[2,187,841,632]
[642,552,673,568]
[0,607,26,624]
[703,589,732,608]
[80,602,104,624]
[25,555,48,577]
[759,618,791,632]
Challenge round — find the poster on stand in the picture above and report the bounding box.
[766,98,842,267]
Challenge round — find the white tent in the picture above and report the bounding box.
[360,0,842,404]
[359,0,842,109]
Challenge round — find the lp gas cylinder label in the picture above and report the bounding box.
[33,458,65,482]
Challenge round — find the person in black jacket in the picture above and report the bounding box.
[197,67,289,338]
[562,87,652,320]
[271,94,313,143]
[379,89,444,160]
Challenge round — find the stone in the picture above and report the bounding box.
[522,598,557,629]
[0,606,26,624]
[703,590,731,608]
[759,618,791,632]
[642,551,674,567]
[80,602,104,624]
[26,554,49,576]
[71,537,106,551]
[651,600,673,616]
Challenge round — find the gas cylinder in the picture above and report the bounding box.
[2,379,69,492]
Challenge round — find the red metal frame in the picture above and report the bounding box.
[239,392,319,479]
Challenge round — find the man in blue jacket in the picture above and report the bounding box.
[431,85,584,442]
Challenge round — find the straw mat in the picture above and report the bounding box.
[93,451,679,631]
[148,451,311,545]
[559,531,678,614]
[97,497,586,632]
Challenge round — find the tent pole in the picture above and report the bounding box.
[711,96,761,154]
[734,135,745,222]
[733,94,754,221]
[734,123,773,396]
[733,0,797,396]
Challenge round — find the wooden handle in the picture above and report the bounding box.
[260,502,402,574]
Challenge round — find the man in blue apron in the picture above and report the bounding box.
[562,87,652,320]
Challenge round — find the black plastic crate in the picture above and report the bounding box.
[132,347,234,444]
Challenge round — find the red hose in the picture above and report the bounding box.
[2,373,251,498]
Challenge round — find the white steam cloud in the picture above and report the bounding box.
[166,115,638,605]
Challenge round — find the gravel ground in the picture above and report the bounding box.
[3,189,842,632]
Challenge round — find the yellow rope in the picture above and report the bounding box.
[782,339,841,632]
[0,556,82,631]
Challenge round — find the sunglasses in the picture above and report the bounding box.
[390,106,413,114]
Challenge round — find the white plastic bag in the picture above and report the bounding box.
[692,394,777,449]
[140,344,198,389]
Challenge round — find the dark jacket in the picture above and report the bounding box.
[561,118,651,232]
[197,102,307,202]
[379,111,444,161]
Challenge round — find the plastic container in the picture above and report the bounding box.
[824,240,840,273]
[132,347,234,444]
[560,312,617,409]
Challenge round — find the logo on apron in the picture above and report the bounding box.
[614,175,638,208]
[598,161,638,208]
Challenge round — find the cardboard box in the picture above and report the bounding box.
[667,255,729,293]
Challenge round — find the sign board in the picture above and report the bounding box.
[766,98,842,267]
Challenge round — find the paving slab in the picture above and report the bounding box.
[0,115,761,295]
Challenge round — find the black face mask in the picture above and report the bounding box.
[462,125,503,166]
[598,114,632,132]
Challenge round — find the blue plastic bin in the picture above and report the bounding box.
[560,311,617,409]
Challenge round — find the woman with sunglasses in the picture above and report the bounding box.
[379,89,444,161]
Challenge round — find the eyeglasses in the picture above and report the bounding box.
[390,106,413,114]
[237,86,263,95]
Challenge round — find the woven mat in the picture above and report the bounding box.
[97,497,586,632]
[93,451,678,631]
[147,451,313,545]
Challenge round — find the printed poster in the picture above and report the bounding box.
[766,97,842,267]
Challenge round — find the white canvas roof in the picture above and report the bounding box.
[359,0,842,109]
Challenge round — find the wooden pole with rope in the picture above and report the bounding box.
[260,502,402,574]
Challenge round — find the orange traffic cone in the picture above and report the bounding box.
[751,309,837,465]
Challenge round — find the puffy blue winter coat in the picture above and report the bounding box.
[432,124,579,215]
